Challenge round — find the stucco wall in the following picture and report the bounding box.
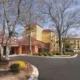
[42,31,51,43]
[36,25,43,41]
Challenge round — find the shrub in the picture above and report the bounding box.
[38,53,43,56]
[52,51,60,55]
[66,52,75,56]
[43,52,49,56]
[10,63,20,73]
[70,52,75,56]
[63,52,67,55]
[9,60,27,73]
[52,51,57,55]
[33,53,38,56]
[47,52,53,56]
[13,61,26,69]
[56,52,60,55]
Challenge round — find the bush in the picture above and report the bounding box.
[47,52,53,56]
[52,51,57,55]
[52,51,60,55]
[38,53,44,56]
[9,61,27,73]
[43,52,49,56]
[33,53,38,56]
[10,63,20,73]
[13,61,26,69]
[66,52,75,56]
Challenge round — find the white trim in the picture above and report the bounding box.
[28,65,39,80]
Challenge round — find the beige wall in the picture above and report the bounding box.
[42,31,58,51]
[65,39,80,50]
[31,26,36,39]
[50,32,58,51]
[24,24,43,41]
[42,31,51,43]
[36,25,43,41]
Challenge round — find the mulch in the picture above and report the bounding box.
[0,60,33,80]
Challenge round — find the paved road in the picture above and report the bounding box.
[10,54,80,80]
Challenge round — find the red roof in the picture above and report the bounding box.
[0,34,50,48]
[43,29,54,32]
[24,23,42,28]
[0,35,19,46]
[19,37,45,47]
[11,40,19,46]
[0,39,19,46]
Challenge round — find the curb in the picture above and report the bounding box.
[28,65,39,80]
[9,54,78,59]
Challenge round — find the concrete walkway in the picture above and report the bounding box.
[10,53,80,80]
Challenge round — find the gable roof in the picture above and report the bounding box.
[24,23,43,29]
[43,29,54,33]
[19,37,45,47]
[0,34,19,46]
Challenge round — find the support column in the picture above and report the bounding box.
[34,46,38,54]
[18,46,22,54]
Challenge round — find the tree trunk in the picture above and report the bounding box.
[63,39,66,54]
[0,37,5,60]
[29,30,32,55]
[0,45,4,59]
[5,38,11,60]
[58,35,63,55]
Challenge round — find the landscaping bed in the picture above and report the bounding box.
[0,60,33,80]
[33,52,76,57]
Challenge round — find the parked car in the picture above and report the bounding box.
[65,48,74,52]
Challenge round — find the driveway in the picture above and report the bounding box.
[10,54,80,80]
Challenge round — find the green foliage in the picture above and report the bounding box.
[37,51,75,56]
[33,53,39,55]
[64,43,71,48]
[43,52,49,56]
[38,51,60,56]
[38,53,43,56]
[65,52,75,56]
[47,52,53,56]
[10,63,20,73]
[52,51,60,55]
[64,42,73,52]
[14,61,26,69]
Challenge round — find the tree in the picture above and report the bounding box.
[19,0,37,55]
[0,0,39,59]
[0,0,21,60]
[38,0,80,54]
[5,0,21,59]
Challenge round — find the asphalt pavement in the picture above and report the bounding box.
[10,53,80,80]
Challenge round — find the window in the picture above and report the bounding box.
[78,46,79,49]
[77,40,79,43]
